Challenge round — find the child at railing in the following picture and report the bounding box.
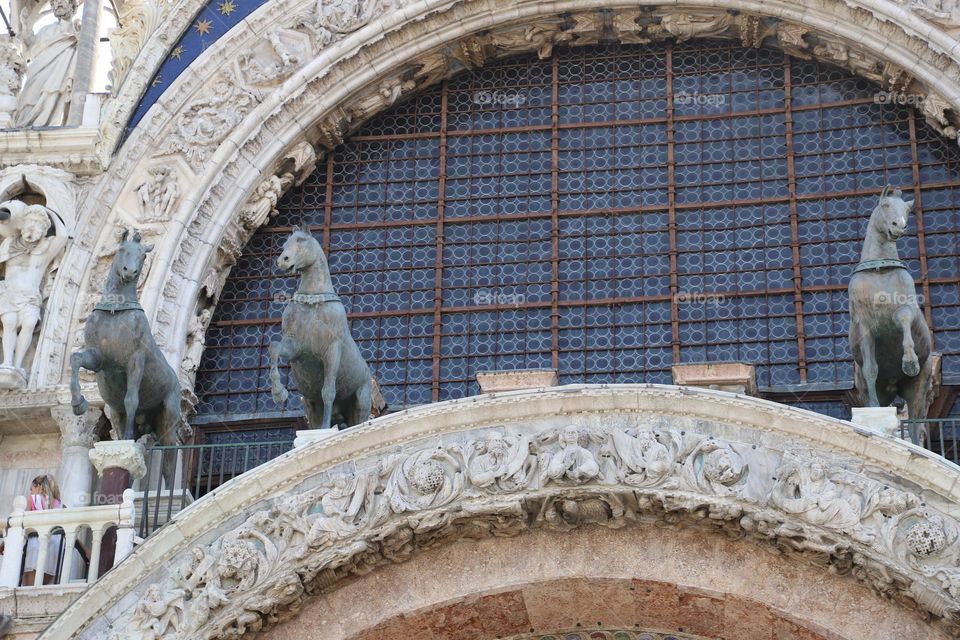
[21,474,63,586]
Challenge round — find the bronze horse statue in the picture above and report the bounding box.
[270,226,372,430]
[849,186,934,419]
[70,231,182,446]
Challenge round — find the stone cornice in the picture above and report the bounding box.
[38,385,960,639]
[0,128,104,175]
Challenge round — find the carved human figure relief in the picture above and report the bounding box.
[680,438,748,496]
[302,0,392,48]
[0,36,25,128]
[465,432,536,492]
[15,0,80,127]
[658,12,735,42]
[237,28,310,85]
[600,424,679,487]
[136,166,180,223]
[538,425,601,485]
[0,200,68,387]
[180,308,212,377]
[305,472,377,548]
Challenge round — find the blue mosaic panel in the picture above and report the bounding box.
[193,41,960,422]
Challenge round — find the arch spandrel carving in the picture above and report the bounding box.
[36,385,960,639]
[33,0,960,389]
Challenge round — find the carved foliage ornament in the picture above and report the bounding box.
[106,419,960,640]
[157,75,258,170]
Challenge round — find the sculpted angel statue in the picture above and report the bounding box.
[15,0,80,127]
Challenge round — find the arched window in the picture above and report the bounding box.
[193,40,960,434]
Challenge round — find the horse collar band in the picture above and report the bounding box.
[93,300,144,313]
[292,292,341,305]
[853,259,909,274]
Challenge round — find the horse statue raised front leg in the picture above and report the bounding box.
[69,230,183,450]
[269,225,373,430]
[848,186,935,421]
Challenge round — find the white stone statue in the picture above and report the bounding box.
[0,36,25,128]
[0,199,69,387]
[14,0,80,127]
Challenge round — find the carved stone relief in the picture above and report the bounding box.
[100,415,960,640]
[156,74,259,170]
[0,36,24,128]
[109,0,170,95]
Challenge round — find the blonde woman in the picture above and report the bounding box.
[21,474,63,585]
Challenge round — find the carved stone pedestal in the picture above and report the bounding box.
[293,429,338,448]
[0,366,26,390]
[88,440,146,578]
[671,361,758,396]
[851,406,901,438]
[476,369,559,393]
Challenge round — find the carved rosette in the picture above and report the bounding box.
[103,415,960,640]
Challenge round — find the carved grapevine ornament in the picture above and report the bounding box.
[105,417,960,640]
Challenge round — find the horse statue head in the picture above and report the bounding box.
[112,229,154,285]
[868,185,914,242]
[277,225,326,274]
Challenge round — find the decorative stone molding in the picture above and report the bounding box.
[88,439,147,479]
[39,385,960,639]
[108,0,170,95]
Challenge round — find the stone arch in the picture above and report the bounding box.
[36,0,960,391]
[37,385,960,638]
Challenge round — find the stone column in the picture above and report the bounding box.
[52,405,102,508]
[66,0,100,126]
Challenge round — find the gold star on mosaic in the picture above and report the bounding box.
[151,75,163,87]
[218,0,236,15]
[194,18,213,35]
[170,44,185,60]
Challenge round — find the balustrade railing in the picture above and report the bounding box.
[901,418,960,464]
[138,440,294,537]
[0,489,136,588]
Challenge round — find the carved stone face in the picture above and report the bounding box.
[20,216,48,243]
[50,0,76,20]
[703,447,739,485]
[559,426,582,447]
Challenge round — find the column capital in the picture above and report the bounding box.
[88,440,147,479]
[51,404,102,449]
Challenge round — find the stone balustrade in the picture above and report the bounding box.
[0,489,136,589]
